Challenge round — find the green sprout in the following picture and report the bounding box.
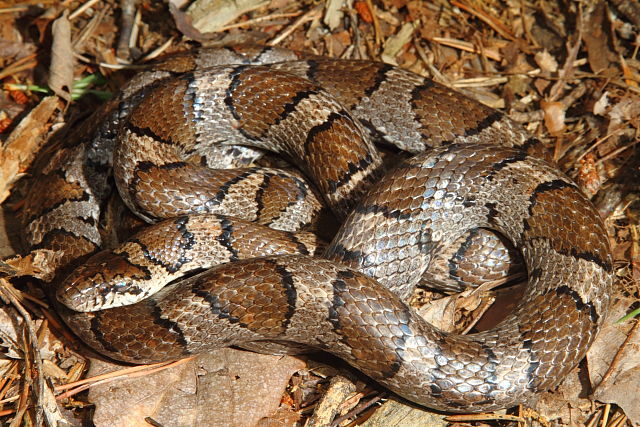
[5,73,112,101]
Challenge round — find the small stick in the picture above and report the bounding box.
[268,6,322,46]
[592,317,640,393]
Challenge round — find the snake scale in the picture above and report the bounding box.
[21,45,613,412]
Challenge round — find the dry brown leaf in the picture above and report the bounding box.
[415,290,483,333]
[595,369,640,424]
[0,304,26,359]
[593,91,610,115]
[534,368,592,425]
[42,359,69,381]
[576,153,606,197]
[415,294,458,332]
[381,21,416,65]
[534,49,558,74]
[48,11,74,103]
[540,100,566,135]
[324,0,348,30]
[41,380,70,426]
[257,408,301,426]
[620,56,639,88]
[167,0,209,41]
[582,1,613,74]
[354,1,373,24]
[185,0,269,34]
[587,296,640,425]
[0,96,58,204]
[89,350,305,427]
[607,95,640,129]
[4,250,63,282]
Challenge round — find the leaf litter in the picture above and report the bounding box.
[0,0,639,425]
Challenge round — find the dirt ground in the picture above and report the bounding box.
[0,0,638,426]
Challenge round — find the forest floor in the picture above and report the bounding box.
[0,0,638,426]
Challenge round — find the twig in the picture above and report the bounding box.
[117,0,138,59]
[72,2,111,51]
[609,412,628,427]
[330,393,387,426]
[575,127,628,164]
[597,139,639,165]
[215,11,303,32]
[365,0,382,45]
[608,0,640,27]
[519,0,538,48]
[548,13,583,100]
[128,7,142,51]
[38,306,78,346]
[600,403,611,427]
[268,6,322,46]
[68,0,100,20]
[0,54,38,80]
[0,6,30,13]
[139,37,175,62]
[451,76,508,88]
[451,0,517,42]
[55,357,194,399]
[592,317,640,393]
[430,37,501,61]
[308,376,357,426]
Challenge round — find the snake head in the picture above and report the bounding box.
[56,249,151,312]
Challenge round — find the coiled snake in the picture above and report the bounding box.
[22,45,613,412]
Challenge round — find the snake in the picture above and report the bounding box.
[21,45,614,412]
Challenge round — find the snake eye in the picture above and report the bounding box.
[113,280,129,292]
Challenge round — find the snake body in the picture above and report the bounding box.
[22,45,613,412]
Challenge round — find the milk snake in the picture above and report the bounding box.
[22,45,613,412]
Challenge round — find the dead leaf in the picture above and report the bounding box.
[576,153,606,197]
[89,350,305,427]
[48,11,74,103]
[0,96,59,204]
[593,91,609,115]
[3,250,63,282]
[185,0,269,34]
[0,304,26,359]
[41,379,70,426]
[415,290,483,333]
[167,0,210,41]
[588,297,640,425]
[415,294,458,332]
[0,40,36,61]
[582,1,613,74]
[381,21,416,65]
[534,49,558,74]
[324,0,348,30]
[540,100,566,135]
[534,368,592,425]
[595,369,640,424]
[608,95,640,129]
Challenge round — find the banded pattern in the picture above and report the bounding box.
[58,214,323,311]
[421,228,524,292]
[115,65,385,220]
[22,45,613,413]
[62,146,612,412]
